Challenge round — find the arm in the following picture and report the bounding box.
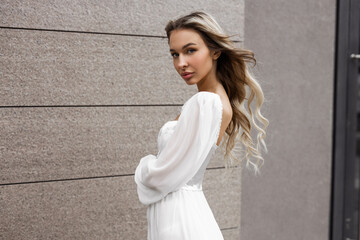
[134,92,223,205]
[174,114,180,121]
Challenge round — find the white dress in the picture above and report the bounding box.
[134,91,224,240]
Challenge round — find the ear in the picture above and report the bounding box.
[212,50,221,60]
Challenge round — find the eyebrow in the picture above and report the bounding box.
[169,43,197,52]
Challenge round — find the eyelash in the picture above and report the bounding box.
[171,48,196,58]
[171,53,178,58]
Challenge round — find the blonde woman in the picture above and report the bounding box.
[134,11,268,240]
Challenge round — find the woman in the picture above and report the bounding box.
[134,11,268,240]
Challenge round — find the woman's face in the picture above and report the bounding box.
[169,28,218,86]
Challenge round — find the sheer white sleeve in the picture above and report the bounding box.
[134,92,223,205]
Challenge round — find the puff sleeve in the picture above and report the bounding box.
[134,92,223,205]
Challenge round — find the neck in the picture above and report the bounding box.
[197,81,219,93]
[196,65,220,93]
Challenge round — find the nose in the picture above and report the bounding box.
[177,54,188,69]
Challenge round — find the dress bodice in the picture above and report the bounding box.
[157,120,218,190]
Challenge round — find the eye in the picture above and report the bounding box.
[171,52,179,58]
[187,48,196,54]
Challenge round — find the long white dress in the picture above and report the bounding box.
[134,91,224,240]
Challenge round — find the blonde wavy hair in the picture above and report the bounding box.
[165,11,269,173]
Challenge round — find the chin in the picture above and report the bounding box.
[183,78,198,85]
[184,81,196,85]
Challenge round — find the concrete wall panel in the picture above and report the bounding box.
[0,0,244,41]
[204,168,241,230]
[222,228,240,240]
[0,168,240,239]
[241,1,335,239]
[0,29,243,106]
[2,1,244,239]
[0,29,196,106]
[1,106,230,184]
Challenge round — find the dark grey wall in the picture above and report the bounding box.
[0,1,244,239]
[241,1,336,239]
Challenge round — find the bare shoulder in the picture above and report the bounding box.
[218,94,232,124]
[216,93,232,146]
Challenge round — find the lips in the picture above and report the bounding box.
[181,72,194,80]
[181,72,194,76]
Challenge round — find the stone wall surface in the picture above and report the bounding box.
[241,1,335,239]
[0,1,244,239]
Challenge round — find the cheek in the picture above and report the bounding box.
[192,53,211,69]
[194,54,213,73]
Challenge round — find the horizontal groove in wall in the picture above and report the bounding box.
[0,167,226,186]
[0,104,184,108]
[0,26,242,43]
[0,26,166,38]
[221,226,239,231]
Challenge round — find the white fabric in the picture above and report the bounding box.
[134,91,224,240]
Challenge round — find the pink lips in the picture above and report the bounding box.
[181,72,194,80]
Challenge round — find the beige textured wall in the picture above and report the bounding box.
[241,1,335,239]
[0,1,244,239]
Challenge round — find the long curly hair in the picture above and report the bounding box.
[165,11,269,173]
